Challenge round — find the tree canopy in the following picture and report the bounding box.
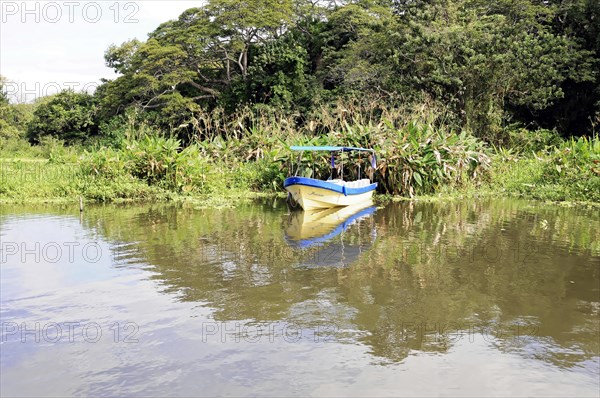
[8,0,600,143]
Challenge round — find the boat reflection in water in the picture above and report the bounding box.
[284,201,377,267]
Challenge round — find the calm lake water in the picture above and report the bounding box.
[1,199,599,397]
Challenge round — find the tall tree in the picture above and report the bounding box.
[526,0,600,135]
[98,1,296,116]
[207,0,294,79]
[339,0,596,138]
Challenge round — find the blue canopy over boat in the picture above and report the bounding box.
[290,145,377,169]
[290,145,375,152]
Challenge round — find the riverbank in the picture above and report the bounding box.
[1,130,598,207]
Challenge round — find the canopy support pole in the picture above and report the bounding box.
[294,151,303,176]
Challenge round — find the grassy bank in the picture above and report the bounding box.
[489,136,600,203]
[1,122,598,206]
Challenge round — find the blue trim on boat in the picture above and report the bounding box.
[284,177,377,195]
[285,206,377,249]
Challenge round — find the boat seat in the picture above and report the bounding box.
[328,179,371,188]
[346,179,372,188]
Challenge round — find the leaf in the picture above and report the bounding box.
[413,171,423,187]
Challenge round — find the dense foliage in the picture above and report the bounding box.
[27,90,98,143]
[0,77,33,139]
[89,0,599,142]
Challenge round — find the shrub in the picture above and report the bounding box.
[503,127,564,153]
[27,90,98,144]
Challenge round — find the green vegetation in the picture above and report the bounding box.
[492,136,600,202]
[27,90,98,143]
[1,119,598,204]
[1,0,599,205]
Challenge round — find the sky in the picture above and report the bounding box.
[1,0,201,103]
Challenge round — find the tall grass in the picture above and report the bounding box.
[0,110,493,202]
[3,101,597,204]
[491,135,600,202]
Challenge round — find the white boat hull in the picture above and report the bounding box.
[285,183,375,211]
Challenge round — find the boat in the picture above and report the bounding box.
[284,146,378,211]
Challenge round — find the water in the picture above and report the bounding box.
[1,199,598,396]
